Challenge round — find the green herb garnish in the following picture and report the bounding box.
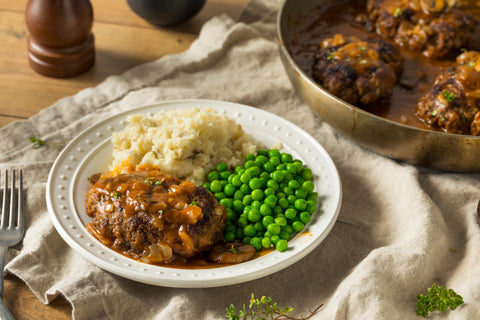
[112,192,121,199]
[226,294,322,320]
[432,110,439,116]
[394,8,403,18]
[327,52,335,60]
[416,283,464,317]
[29,136,68,151]
[190,200,200,206]
[442,90,457,103]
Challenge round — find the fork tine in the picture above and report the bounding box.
[8,170,16,229]
[1,170,7,229]
[17,170,23,231]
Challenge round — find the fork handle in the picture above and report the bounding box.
[0,246,14,320]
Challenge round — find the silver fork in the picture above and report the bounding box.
[0,170,24,320]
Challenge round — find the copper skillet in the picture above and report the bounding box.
[277,0,480,172]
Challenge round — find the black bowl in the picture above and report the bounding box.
[126,0,206,26]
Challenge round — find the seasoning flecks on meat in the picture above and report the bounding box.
[312,34,402,106]
[366,0,479,58]
[85,166,227,263]
[415,51,480,135]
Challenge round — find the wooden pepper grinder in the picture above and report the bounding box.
[25,0,95,78]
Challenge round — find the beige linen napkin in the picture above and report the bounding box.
[2,0,480,319]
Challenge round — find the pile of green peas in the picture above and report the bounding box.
[203,149,318,253]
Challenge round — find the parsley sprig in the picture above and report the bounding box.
[416,283,464,317]
[226,294,322,320]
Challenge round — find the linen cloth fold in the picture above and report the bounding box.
[2,0,480,319]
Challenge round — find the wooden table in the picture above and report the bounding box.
[0,0,249,318]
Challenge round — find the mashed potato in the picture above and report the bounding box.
[110,108,263,184]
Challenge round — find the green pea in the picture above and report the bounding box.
[251,189,264,201]
[300,211,311,224]
[279,231,290,240]
[285,208,297,219]
[262,237,272,248]
[245,153,256,161]
[235,228,244,239]
[220,198,233,208]
[294,199,307,211]
[262,216,275,228]
[255,155,268,166]
[267,223,281,235]
[259,204,272,216]
[224,232,236,242]
[251,200,261,210]
[281,225,293,234]
[214,192,226,200]
[287,194,296,205]
[268,149,281,158]
[216,162,228,172]
[254,221,265,232]
[259,172,270,180]
[288,180,301,190]
[238,217,248,227]
[202,182,210,190]
[270,235,280,245]
[275,216,287,227]
[286,163,297,174]
[278,198,289,209]
[224,183,236,196]
[307,192,318,202]
[268,157,280,167]
[302,181,315,193]
[220,170,232,180]
[276,239,288,252]
[240,183,252,195]
[283,186,294,195]
[266,179,279,191]
[295,188,308,199]
[247,166,261,177]
[243,224,256,237]
[208,171,220,182]
[301,168,313,180]
[210,180,223,193]
[292,221,305,232]
[280,153,293,163]
[273,205,283,215]
[234,166,244,174]
[232,200,244,213]
[249,177,262,190]
[242,194,253,206]
[264,187,275,197]
[231,175,242,187]
[233,190,244,201]
[226,209,237,220]
[271,170,284,183]
[257,149,269,157]
[240,171,252,184]
[306,200,316,214]
[276,164,286,171]
[264,195,277,208]
[244,160,258,169]
[250,237,263,251]
[263,162,276,173]
[247,208,261,222]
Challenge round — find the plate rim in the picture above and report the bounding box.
[46,99,342,288]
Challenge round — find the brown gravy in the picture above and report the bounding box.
[287,0,480,130]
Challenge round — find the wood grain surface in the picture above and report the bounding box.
[0,0,248,318]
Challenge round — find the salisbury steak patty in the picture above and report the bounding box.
[85,166,227,263]
[416,51,480,135]
[312,34,402,106]
[366,0,479,58]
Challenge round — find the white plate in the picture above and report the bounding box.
[46,99,342,288]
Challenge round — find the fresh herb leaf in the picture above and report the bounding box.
[394,8,403,18]
[416,283,464,317]
[327,52,335,60]
[29,136,68,151]
[112,192,121,199]
[442,90,457,103]
[190,200,200,207]
[226,294,322,320]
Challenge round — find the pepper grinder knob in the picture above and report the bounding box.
[25,0,95,78]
